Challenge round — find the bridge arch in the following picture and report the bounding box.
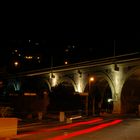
[44,79,52,92]
[124,66,140,82]
[121,66,140,114]
[59,76,77,93]
[48,75,81,112]
[83,71,115,115]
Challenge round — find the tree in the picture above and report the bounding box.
[48,83,81,112]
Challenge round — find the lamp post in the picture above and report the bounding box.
[88,77,94,116]
[113,40,119,71]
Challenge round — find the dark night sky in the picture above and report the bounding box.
[0,29,140,72]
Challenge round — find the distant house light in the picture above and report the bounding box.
[25,56,33,59]
[64,61,68,65]
[37,56,40,60]
[14,61,19,67]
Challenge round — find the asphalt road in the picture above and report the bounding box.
[7,116,140,140]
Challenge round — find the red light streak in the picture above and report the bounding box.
[41,118,103,132]
[45,119,122,140]
[14,118,102,139]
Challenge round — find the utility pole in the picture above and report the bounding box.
[114,40,116,58]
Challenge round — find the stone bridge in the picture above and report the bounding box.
[1,52,140,115]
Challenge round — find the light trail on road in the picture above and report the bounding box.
[14,117,103,139]
[45,119,122,140]
[40,118,103,132]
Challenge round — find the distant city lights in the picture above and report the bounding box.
[25,56,33,59]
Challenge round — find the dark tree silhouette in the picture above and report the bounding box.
[48,83,81,112]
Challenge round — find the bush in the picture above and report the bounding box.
[0,106,13,117]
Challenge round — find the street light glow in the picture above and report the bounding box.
[90,77,94,82]
[107,98,113,103]
[14,61,19,67]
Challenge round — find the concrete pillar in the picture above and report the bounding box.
[113,100,121,114]
[38,112,43,120]
[111,66,125,114]
[59,112,65,122]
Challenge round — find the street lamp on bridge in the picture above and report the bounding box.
[85,76,95,116]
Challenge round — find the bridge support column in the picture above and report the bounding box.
[113,99,121,114]
[111,67,125,114]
